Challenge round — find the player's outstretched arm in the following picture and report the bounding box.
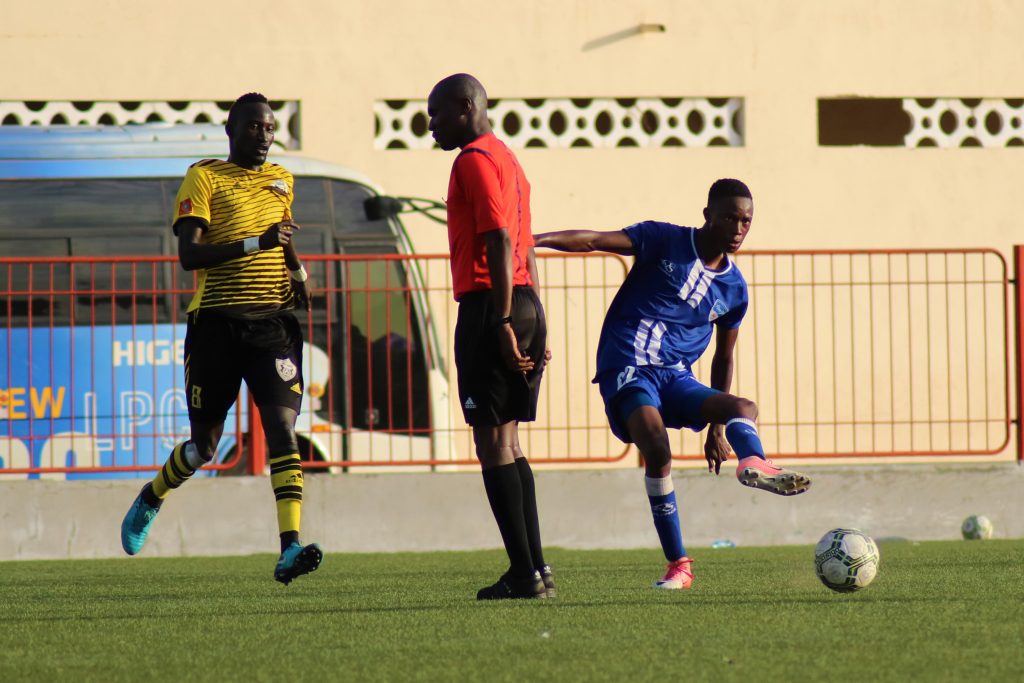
[534,229,634,255]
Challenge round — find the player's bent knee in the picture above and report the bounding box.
[734,397,758,421]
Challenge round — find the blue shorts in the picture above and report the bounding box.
[595,365,720,444]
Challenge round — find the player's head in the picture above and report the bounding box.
[702,178,754,254]
[226,92,274,168]
[427,73,491,151]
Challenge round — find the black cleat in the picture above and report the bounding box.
[476,570,547,600]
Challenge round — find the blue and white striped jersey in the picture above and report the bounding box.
[594,221,748,375]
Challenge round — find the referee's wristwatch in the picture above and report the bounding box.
[495,315,513,328]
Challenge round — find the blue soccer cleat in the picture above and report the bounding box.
[120,487,160,556]
[274,542,323,585]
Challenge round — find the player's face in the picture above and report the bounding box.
[427,88,466,151]
[704,197,754,253]
[229,103,276,168]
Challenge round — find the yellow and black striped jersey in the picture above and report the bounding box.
[172,159,295,318]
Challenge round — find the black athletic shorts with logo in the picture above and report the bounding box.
[454,286,547,426]
[184,310,304,422]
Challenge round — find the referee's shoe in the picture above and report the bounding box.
[477,570,547,600]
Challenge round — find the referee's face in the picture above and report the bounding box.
[427,88,466,151]
[704,196,754,254]
[228,103,276,169]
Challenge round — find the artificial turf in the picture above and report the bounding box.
[1,540,1021,682]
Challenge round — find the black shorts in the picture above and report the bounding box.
[184,310,304,422]
[454,286,547,426]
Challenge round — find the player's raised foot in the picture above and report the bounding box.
[538,564,557,598]
[736,456,811,496]
[120,485,160,556]
[274,542,323,586]
[654,557,693,590]
[476,570,547,600]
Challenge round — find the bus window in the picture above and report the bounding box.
[70,237,173,325]
[332,181,392,236]
[291,178,330,228]
[337,244,430,435]
[0,179,166,232]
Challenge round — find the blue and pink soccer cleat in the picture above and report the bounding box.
[736,456,811,496]
[654,557,694,590]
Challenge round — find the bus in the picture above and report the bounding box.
[0,124,451,478]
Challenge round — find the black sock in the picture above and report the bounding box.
[481,463,534,578]
[514,457,545,568]
[280,531,299,553]
[140,483,162,509]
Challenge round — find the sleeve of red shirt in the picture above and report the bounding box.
[454,150,506,234]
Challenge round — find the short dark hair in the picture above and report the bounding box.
[707,178,752,207]
[226,92,269,132]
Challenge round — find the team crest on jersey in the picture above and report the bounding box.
[178,199,193,216]
[658,259,676,275]
[267,179,290,196]
[708,299,729,322]
[276,357,297,382]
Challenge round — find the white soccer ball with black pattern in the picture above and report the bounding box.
[814,528,880,592]
[961,515,993,540]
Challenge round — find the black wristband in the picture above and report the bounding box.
[495,315,513,327]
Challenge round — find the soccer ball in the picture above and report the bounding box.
[814,528,880,593]
[961,515,993,540]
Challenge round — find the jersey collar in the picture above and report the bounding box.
[690,228,732,275]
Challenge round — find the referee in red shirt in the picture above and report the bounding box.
[428,73,553,600]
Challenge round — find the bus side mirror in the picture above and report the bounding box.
[364,195,405,221]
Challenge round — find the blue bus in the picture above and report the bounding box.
[0,124,450,479]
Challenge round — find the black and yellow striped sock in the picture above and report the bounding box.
[270,452,303,542]
[150,441,205,499]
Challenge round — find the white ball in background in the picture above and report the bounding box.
[961,515,994,540]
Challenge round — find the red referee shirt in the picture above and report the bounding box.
[445,132,534,300]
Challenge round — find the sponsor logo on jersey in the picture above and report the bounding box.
[268,179,290,196]
[658,259,675,275]
[276,357,298,382]
[178,198,193,216]
[289,382,302,395]
[709,299,729,322]
[464,397,477,409]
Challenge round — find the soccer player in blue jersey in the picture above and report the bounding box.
[534,178,810,590]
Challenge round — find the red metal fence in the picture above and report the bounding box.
[0,247,1016,477]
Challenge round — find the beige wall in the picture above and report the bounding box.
[3,1,1021,462]
[5,1,1023,252]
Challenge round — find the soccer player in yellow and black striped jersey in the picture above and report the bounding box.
[120,92,322,585]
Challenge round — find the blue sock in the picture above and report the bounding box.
[645,475,686,561]
[725,418,765,460]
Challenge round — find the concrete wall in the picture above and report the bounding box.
[2,465,1020,561]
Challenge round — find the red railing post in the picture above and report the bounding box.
[248,394,267,475]
[1015,245,1024,462]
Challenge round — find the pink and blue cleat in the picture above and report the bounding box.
[654,557,694,590]
[736,456,811,496]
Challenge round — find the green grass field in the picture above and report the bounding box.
[1,541,1021,682]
